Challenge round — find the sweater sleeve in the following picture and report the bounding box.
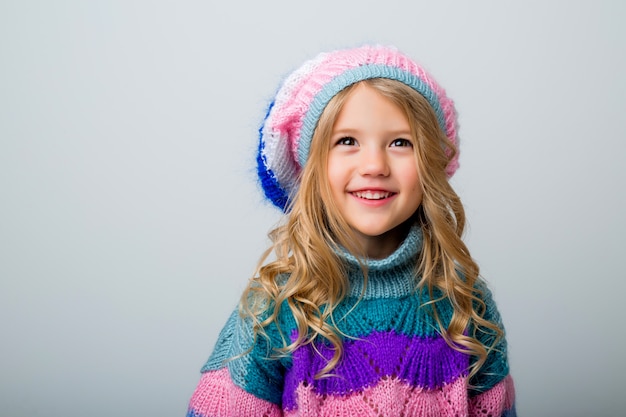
[468,282,517,417]
[186,309,285,417]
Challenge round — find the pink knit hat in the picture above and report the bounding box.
[257,45,459,211]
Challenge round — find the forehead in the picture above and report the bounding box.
[332,83,411,133]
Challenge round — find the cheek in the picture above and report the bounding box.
[326,158,345,191]
[401,164,424,206]
[398,162,421,190]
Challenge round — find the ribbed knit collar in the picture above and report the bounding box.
[341,226,423,300]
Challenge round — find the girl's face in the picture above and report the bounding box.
[327,83,423,259]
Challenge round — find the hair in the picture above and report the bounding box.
[240,78,503,381]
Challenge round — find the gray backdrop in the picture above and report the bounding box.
[1,1,624,416]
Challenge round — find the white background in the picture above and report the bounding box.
[1,1,624,416]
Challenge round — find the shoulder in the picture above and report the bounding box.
[455,268,505,324]
[473,278,506,328]
[199,305,288,404]
[201,308,254,371]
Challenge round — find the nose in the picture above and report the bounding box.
[358,147,390,177]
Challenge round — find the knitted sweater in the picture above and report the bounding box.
[186,229,516,417]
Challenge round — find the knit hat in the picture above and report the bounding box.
[256,44,459,211]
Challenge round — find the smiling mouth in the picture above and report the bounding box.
[352,190,394,200]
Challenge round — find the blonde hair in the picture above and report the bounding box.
[241,78,503,380]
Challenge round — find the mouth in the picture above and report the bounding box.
[351,190,395,200]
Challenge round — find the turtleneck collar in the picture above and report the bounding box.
[340,226,423,300]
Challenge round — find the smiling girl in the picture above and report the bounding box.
[186,45,516,417]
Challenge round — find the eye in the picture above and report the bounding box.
[390,138,413,147]
[336,136,357,146]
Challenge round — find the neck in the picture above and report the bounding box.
[355,221,413,259]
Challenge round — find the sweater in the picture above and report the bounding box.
[186,228,516,417]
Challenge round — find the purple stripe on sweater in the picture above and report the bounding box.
[282,330,469,410]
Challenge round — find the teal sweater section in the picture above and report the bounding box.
[201,227,510,404]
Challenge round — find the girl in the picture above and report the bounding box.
[186,45,516,417]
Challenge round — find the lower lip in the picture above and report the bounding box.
[349,193,397,207]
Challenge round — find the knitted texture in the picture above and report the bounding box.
[257,44,459,211]
[187,368,282,417]
[186,228,515,416]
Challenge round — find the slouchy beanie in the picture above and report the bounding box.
[256,45,459,211]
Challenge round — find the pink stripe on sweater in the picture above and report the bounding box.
[285,376,467,417]
[187,365,514,417]
[469,375,515,417]
[284,375,514,417]
[187,368,282,417]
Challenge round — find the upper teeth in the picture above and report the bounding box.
[354,191,391,200]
